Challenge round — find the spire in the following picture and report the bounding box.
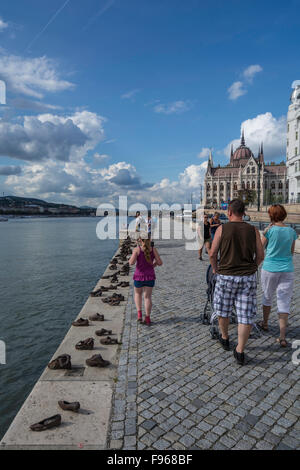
[208,148,214,166]
[260,141,264,164]
[241,129,245,146]
[230,144,233,157]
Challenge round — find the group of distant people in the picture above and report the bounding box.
[129,202,297,366]
[209,200,297,365]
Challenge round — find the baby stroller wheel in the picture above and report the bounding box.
[210,326,219,340]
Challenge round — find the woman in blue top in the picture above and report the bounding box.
[259,204,298,347]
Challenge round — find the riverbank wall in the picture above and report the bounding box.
[0,241,133,450]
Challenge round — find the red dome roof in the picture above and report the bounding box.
[231,131,254,165]
[233,146,254,160]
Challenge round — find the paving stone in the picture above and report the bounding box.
[141,420,156,431]
[272,425,287,436]
[152,439,170,450]
[107,239,300,450]
[255,440,274,450]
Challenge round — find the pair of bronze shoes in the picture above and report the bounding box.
[86,354,110,367]
[48,354,71,370]
[102,293,125,305]
[72,318,89,327]
[100,336,119,345]
[30,401,80,431]
[89,313,104,321]
[117,282,129,288]
[95,328,112,336]
[90,287,102,297]
[75,338,94,350]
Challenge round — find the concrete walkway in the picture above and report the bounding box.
[108,238,300,450]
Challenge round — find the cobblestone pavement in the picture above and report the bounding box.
[108,238,300,450]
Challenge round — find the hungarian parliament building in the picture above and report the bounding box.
[203,131,288,208]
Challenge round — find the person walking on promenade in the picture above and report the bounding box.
[210,212,222,241]
[129,237,163,325]
[134,211,143,232]
[197,214,211,260]
[259,204,298,347]
[210,199,264,365]
[146,212,153,240]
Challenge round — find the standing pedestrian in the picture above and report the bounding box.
[259,204,298,347]
[210,212,222,241]
[197,214,211,260]
[210,199,264,365]
[129,237,163,325]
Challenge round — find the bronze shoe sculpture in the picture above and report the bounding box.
[58,401,80,412]
[86,354,110,368]
[30,414,62,431]
[48,354,71,370]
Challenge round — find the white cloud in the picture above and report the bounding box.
[292,80,300,88]
[197,147,211,159]
[121,89,140,100]
[228,81,247,100]
[153,100,193,115]
[93,153,109,163]
[224,112,286,161]
[3,157,208,207]
[243,64,263,82]
[0,110,105,162]
[228,64,263,100]
[0,54,74,99]
[0,18,8,32]
[0,19,8,32]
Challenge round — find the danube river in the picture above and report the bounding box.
[0,217,119,439]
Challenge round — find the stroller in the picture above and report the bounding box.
[200,264,261,339]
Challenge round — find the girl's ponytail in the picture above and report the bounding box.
[142,239,152,264]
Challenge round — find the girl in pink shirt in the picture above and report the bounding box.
[129,238,163,325]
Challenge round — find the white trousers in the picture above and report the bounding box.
[261,269,294,314]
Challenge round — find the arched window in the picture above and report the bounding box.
[234,182,238,190]
[213,184,217,191]
[278,181,283,189]
[252,166,255,173]
[242,181,245,189]
[247,181,250,189]
[220,183,224,191]
[271,181,275,189]
[206,184,210,191]
[247,167,250,174]
[252,181,255,189]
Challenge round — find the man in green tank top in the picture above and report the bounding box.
[209,199,264,365]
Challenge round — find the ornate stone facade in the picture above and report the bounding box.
[286,83,300,202]
[204,132,288,208]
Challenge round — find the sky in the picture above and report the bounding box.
[0,0,299,207]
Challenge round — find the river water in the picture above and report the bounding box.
[0,217,119,439]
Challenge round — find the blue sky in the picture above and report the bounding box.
[0,0,299,205]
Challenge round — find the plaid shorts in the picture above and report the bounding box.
[213,273,257,325]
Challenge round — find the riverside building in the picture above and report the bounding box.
[203,132,288,209]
